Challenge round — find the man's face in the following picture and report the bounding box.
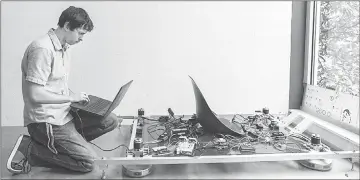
[65,27,87,45]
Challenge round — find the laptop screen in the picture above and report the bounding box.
[103,80,133,119]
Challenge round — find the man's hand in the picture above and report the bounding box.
[118,116,123,124]
[70,92,90,103]
[117,116,123,129]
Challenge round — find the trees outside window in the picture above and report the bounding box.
[316,1,359,96]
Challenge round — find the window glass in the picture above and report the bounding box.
[317,1,359,96]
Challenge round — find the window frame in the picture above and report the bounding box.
[304,1,321,86]
[303,1,359,134]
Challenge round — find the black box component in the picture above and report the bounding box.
[262,107,269,114]
[311,134,321,145]
[168,108,174,117]
[189,114,198,125]
[158,116,169,122]
[134,138,143,150]
[138,108,145,116]
[269,120,279,131]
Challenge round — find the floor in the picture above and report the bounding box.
[1,120,134,179]
[1,120,359,179]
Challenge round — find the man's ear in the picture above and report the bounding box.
[64,22,71,31]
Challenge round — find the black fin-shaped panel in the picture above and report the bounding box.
[189,76,244,136]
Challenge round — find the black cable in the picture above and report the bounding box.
[90,143,129,152]
[74,110,129,152]
[147,126,166,140]
[142,117,159,121]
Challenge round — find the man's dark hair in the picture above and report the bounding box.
[58,6,94,32]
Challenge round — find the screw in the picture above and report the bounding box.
[101,170,106,179]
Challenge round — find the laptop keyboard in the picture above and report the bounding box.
[85,98,110,113]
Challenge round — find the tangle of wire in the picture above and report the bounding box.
[145,114,198,146]
[144,113,318,157]
[74,110,129,151]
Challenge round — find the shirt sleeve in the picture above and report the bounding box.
[25,47,52,86]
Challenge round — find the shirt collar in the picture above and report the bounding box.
[48,28,70,51]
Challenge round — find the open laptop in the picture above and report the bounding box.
[70,80,133,119]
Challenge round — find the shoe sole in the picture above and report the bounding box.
[6,135,30,174]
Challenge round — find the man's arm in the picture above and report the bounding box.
[24,47,88,104]
[24,81,72,104]
[25,81,89,104]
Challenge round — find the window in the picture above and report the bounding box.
[311,1,359,96]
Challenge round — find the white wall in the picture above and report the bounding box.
[1,1,292,126]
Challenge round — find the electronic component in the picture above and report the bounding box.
[158,132,169,141]
[255,123,263,131]
[158,116,169,122]
[273,125,279,131]
[268,120,279,131]
[194,123,204,135]
[273,143,287,151]
[132,149,142,157]
[174,136,197,156]
[215,145,229,150]
[128,138,148,158]
[136,126,143,135]
[239,144,256,154]
[271,132,285,140]
[171,128,189,136]
[138,108,145,116]
[180,118,188,123]
[134,138,143,150]
[248,131,259,139]
[262,107,269,114]
[311,134,321,145]
[271,131,283,136]
[189,114,198,125]
[240,124,247,133]
[213,138,228,150]
[152,146,168,152]
[172,128,188,133]
[168,108,174,117]
[126,147,150,158]
[136,110,145,134]
[214,138,227,146]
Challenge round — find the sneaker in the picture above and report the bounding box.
[7,134,32,174]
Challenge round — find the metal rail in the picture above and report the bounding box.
[96,150,359,165]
